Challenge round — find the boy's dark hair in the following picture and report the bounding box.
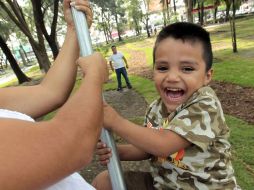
[153,22,213,71]
[111,45,116,48]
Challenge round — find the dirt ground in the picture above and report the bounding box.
[80,50,254,183]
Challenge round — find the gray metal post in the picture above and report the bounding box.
[71,7,126,190]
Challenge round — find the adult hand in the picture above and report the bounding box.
[77,52,109,83]
[95,140,112,166]
[63,0,93,28]
[103,102,121,131]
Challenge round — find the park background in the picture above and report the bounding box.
[1,0,254,189]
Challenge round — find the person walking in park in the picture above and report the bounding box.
[0,0,109,189]
[93,22,240,190]
[109,45,132,91]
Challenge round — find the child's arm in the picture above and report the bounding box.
[96,141,150,165]
[118,144,151,161]
[0,0,92,118]
[103,103,191,158]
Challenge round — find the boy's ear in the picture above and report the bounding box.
[205,69,213,85]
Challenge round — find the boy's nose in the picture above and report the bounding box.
[165,70,180,82]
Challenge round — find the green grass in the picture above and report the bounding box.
[208,16,254,87]
[226,116,254,189]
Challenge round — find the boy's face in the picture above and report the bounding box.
[153,37,213,113]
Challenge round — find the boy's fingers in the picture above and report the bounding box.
[96,142,106,149]
[96,148,111,155]
[98,153,112,161]
[100,160,109,166]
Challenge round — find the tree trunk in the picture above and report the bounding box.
[0,0,51,73]
[18,49,28,66]
[19,44,30,63]
[214,6,218,23]
[230,0,237,53]
[31,0,60,59]
[29,40,51,73]
[114,13,123,42]
[0,35,31,84]
[185,0,193,23]
[166,0,170,21]
[224,0,232,21]
[173,0,176,13]
[145,17,151,38]
[200,2,204,25]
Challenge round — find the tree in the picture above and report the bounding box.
[0,11,31,83]
[230,0,237,52]
[0,0,51,72]
[213,0,220,23]
[31,0,60,59]
[160,0,170,26]
[91,0,115,43]
[184,0,193,22]
[110,0,126,41]
[0,34,31,84]
[141,0,151,38]
[127,0,143,35]
[91,0,126,42]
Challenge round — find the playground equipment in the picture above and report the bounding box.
[71,6,126,190]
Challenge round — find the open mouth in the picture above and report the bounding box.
[164,88,185,101]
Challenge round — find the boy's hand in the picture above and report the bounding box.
[95,141,112,166]
[77,52,109,83]
[63,0,93,28]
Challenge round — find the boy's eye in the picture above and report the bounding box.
[156,66,168,72]
[182,67,194,73]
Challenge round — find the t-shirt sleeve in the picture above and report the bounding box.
[108,56,112,62]
[167,95,226,151]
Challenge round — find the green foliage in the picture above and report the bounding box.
[94,46,110,58]
[127,0,143,34]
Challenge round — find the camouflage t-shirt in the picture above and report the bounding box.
[144,86,240,190]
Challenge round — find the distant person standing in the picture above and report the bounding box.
[109,45,132,91]
[154,27,157,35]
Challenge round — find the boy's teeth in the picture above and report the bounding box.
[166,88,181,91]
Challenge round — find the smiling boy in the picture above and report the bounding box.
[93,22,240,190]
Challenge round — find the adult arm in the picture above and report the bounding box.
[122,56,129,69]
[0,53,108,190]
[0,0,92,118]
[109,61,114,72]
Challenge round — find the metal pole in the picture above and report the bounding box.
[71,7,126,190]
